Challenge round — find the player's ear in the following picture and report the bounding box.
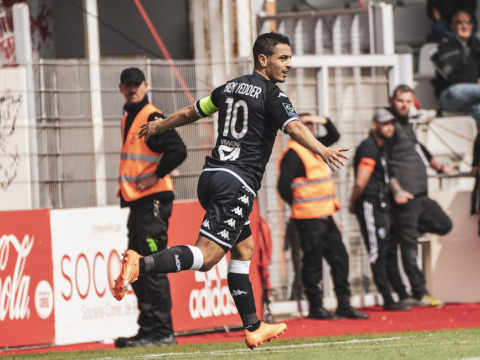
[258,54,268,67]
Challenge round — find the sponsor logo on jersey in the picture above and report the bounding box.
[282,103,298,117]
[278,92,287,98]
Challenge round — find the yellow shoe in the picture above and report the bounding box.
[113,250,142,301]
[418,294,444,307]
[244,322,287,350]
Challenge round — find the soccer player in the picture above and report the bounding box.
[113,32,348,349]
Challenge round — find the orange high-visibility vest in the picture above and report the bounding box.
[282,139,340,219]
[118,103,173,202]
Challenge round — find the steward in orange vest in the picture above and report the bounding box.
[115,67,186,348]
[277,114,369,321]
[118,99,186,206]
[281,139,340,219]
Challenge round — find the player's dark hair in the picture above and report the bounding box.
[392,84,414,99]
[253,32,290,66]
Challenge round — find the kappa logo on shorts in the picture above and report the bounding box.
[282,103,298,117]
[224,218,236,228]
[231,206,243,217]
[217,229,230,240]
[237,195,250,205]
[202,219,210,229]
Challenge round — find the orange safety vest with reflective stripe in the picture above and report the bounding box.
[118,103,173,202]
[282,139,340,219]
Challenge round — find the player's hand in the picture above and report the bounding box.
[321,147,349,172]
[138,117,164,143]
[393,190,414,205]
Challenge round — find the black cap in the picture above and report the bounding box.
[120,67,145,84]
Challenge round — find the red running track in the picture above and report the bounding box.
[3,303,480,356]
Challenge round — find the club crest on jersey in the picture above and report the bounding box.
[282,103,298,117]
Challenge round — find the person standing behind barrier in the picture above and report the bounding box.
[282,114,341,302]
[388,84,455,307]
[113,33,349,350]
[431,9,480,126]
[278,114,369,320]
[349,109,410,312]
[115,67,187,348]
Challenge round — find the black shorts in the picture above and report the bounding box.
[197,168,256,251]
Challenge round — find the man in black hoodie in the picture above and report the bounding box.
[431,9,480,125]
[388,84,455,307]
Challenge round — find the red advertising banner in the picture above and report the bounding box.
[0,209,55,347]
[167,200,263,332]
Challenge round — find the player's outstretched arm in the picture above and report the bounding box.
[139,104,200,143]
[285,120,349,172]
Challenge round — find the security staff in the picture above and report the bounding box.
[278,114,369,320]
[115,67,187,347]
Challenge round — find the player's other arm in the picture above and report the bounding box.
[139,104,201,142]
[285,120,349,172]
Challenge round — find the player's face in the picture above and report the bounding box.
[119,81,148,106]
[391,91,413,117]
[374,120,395,140]
[264,43,292,84]
[451,11,473,41]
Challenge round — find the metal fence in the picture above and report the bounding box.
[1,5,408,305]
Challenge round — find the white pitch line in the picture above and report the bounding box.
[88,333,480,360]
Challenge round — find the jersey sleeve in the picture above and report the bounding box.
[194,86,223,118]
[265,87,299,133]
[356,142,378,173]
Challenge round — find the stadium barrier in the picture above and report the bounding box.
[0,201,263,348]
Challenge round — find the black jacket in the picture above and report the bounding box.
[431,32,480,97]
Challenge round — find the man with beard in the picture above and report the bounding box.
[349,108,410,311]
[387,84,455,307]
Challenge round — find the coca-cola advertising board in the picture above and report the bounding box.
[50,206,138,345]
[0,209,55,347]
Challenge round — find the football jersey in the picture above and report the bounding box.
[195,72,299,191]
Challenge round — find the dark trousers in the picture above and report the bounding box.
[391,195,452,299]
[284,219,303,300]
[355,198,405,304]
[127,198,174,338]
[293,216,350,309]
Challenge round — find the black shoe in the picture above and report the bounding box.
[115,333,177,348]
[399,297,421,307]
[115,331,148,348]
[335,305,369,319]
[383,302,411,311]
[308,306,339,320]
[147,334,177,346]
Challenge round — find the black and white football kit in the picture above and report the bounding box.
[195,72,299,250]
